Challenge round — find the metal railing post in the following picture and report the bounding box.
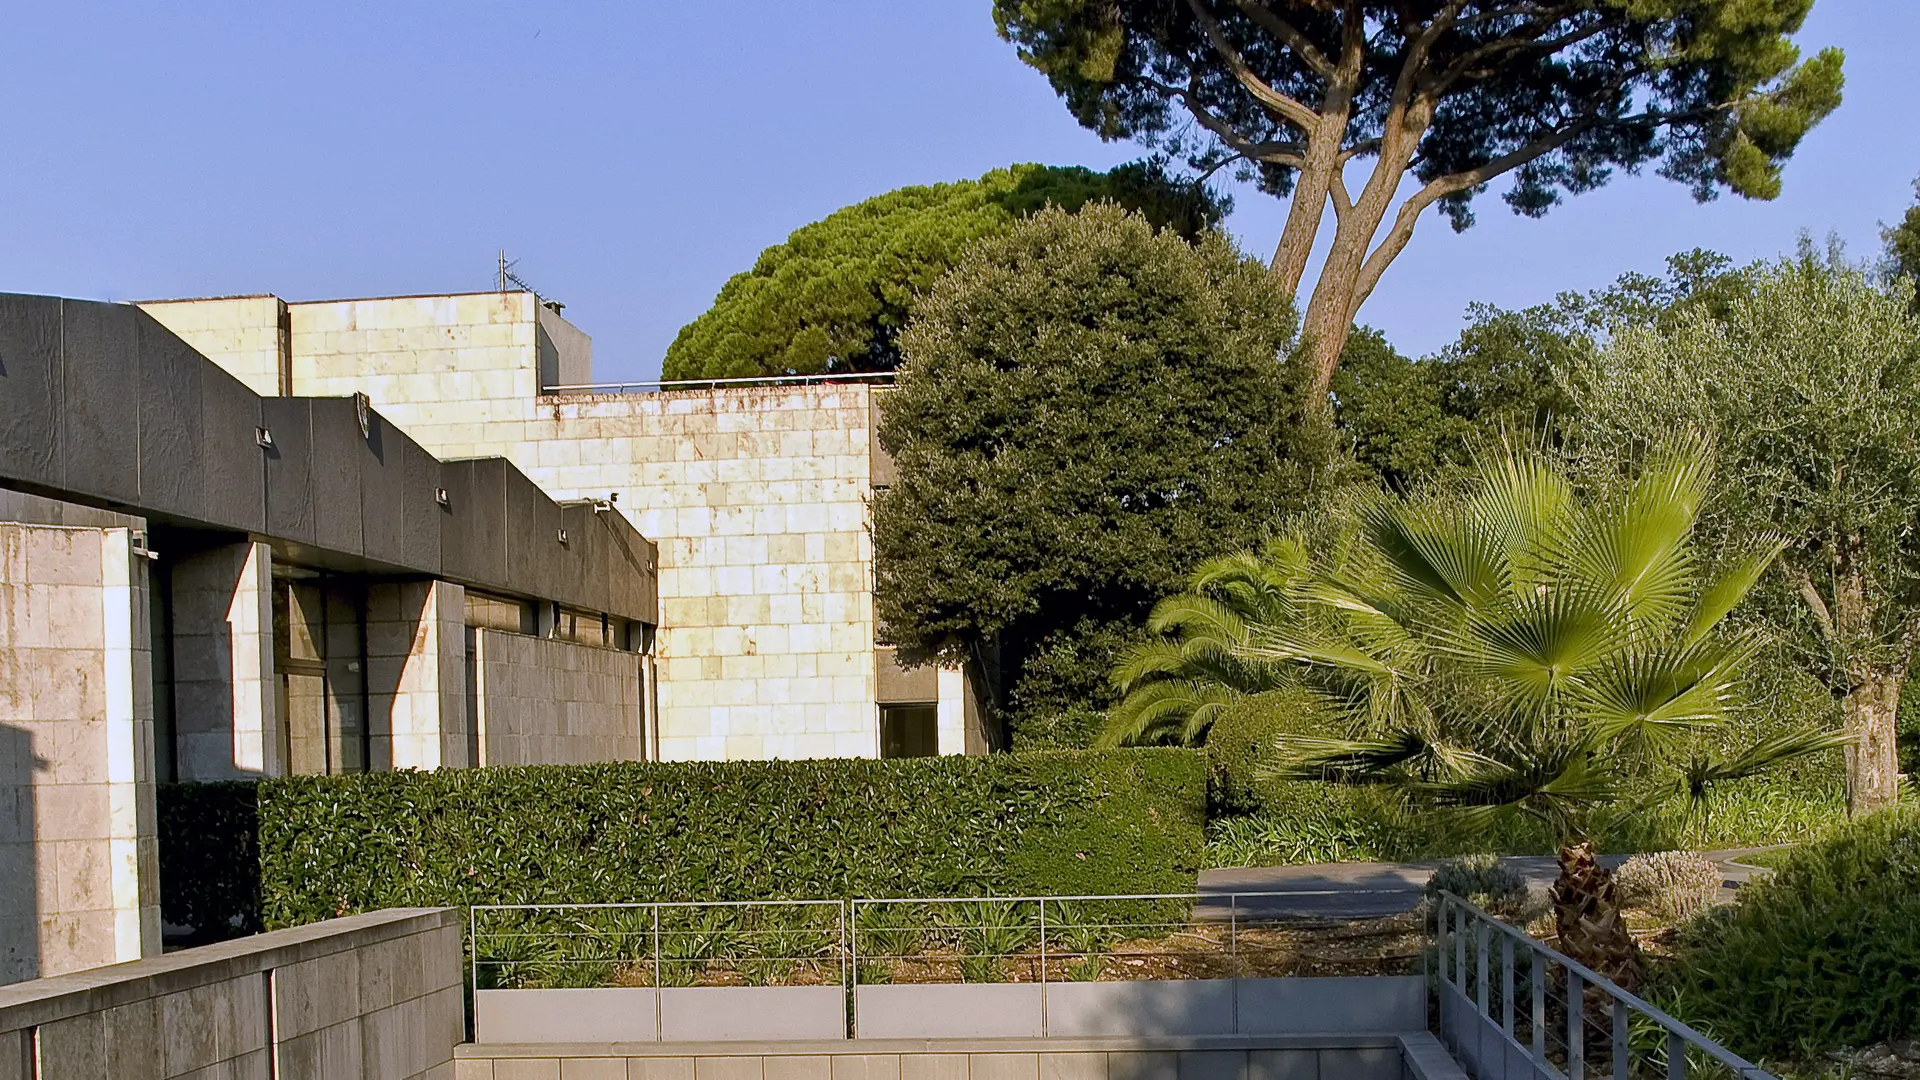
[1667,1031,1688,1080]
[1613,999,1631,1080]
[1531,951,1548,1066]
[1501,935,1515,1037]
[1475,921,1490,1014]
[1038,899,1049,1037]
[1454,904,1467,986]
[1568,968,1586,1080]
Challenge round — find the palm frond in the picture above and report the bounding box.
[1680,726,1852,798]
[1681,538,1783,647]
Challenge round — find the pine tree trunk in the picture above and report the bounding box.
[1549,840,1643,992]
[1842,664,1903,817]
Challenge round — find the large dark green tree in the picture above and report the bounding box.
[664,161,1226,379]
[993,0,1844,396]
[1331,316,1572,489]
[873,203,1326,747]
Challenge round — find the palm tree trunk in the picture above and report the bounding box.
[1549,840,1643,991]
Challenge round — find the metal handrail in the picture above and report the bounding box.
[544,372,896,394]
[1434,890,1772,1080]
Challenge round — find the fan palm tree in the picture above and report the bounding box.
[1105,440,1844,986]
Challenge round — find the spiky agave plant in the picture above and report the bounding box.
[1111,439,1845,986]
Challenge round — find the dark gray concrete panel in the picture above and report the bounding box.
[659,988,846,1043]
[307,399,365,558]
[475,988,658,1043]
[56,300,141,504]
[0,294,64,489]
[398,435,441,575]
[503,469,557,602]
[358,410,406,567]
[440,459,508,588]
[135,312,208,522]
[197,356,266,534]
[262,399,316,548]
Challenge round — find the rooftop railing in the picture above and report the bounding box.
[543,372,896,395]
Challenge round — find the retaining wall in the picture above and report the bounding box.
[0,907,464,1080]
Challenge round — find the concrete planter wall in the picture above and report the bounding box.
[475,986,847,1043]
[474,976,1427,1045]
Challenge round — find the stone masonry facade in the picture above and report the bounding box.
[137,290,970,761]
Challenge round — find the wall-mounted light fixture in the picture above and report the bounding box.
[435,488,451,508]
[557,528,570,546]
[254,427,274,449]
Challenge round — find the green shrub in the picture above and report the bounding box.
[1422,855,1544,923]
[159,749,1204,935]
[1652,805,1920,1060]
[156,780,262,942]
[1204,688,1337,817]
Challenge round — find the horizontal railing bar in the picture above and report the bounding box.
[473,899,845,911]
[1437,891,1770,1079]
[855,889,1416,903]
[545,372,896,393]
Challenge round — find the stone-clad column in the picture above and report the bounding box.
[0,524,161,984]
[170,541,281,779]
[366,580,470,771]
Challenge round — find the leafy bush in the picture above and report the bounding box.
[1423,855,1542,923]
[1614,851,1721,922]
[158,749,1204,936]
[1653,806,1920,1060]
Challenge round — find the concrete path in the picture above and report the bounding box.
[1193,847,1789,921]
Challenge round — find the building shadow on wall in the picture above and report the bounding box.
[0,723,45,984]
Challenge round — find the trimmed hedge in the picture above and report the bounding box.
[159,749,1205,936]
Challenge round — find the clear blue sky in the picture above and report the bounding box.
[3,2,1914,383]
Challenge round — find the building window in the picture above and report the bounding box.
[879,704,939,759]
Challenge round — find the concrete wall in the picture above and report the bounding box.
[139,296,288,397]
[168,541,279,780]
[0,525,160,984]
[474,629,642,766]
[285,292,548,448]
[0,907,464,1080]
[536,303,593,390]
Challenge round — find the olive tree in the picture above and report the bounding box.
[1572,256,1920,815]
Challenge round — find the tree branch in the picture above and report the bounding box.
[1794,567,1838,644]
[1231,0,1335,77]
[1139,76,1309,168]
[1330,169,1354,218]
[1346,117,1594,319]
[1430,10,1614,95]
[1185,0,1321,131]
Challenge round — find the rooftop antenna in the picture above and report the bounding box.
[497,249,564,312]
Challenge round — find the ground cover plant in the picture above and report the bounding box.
[1651,806,1920,1063]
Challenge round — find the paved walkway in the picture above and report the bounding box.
[1193,847,1788,921]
